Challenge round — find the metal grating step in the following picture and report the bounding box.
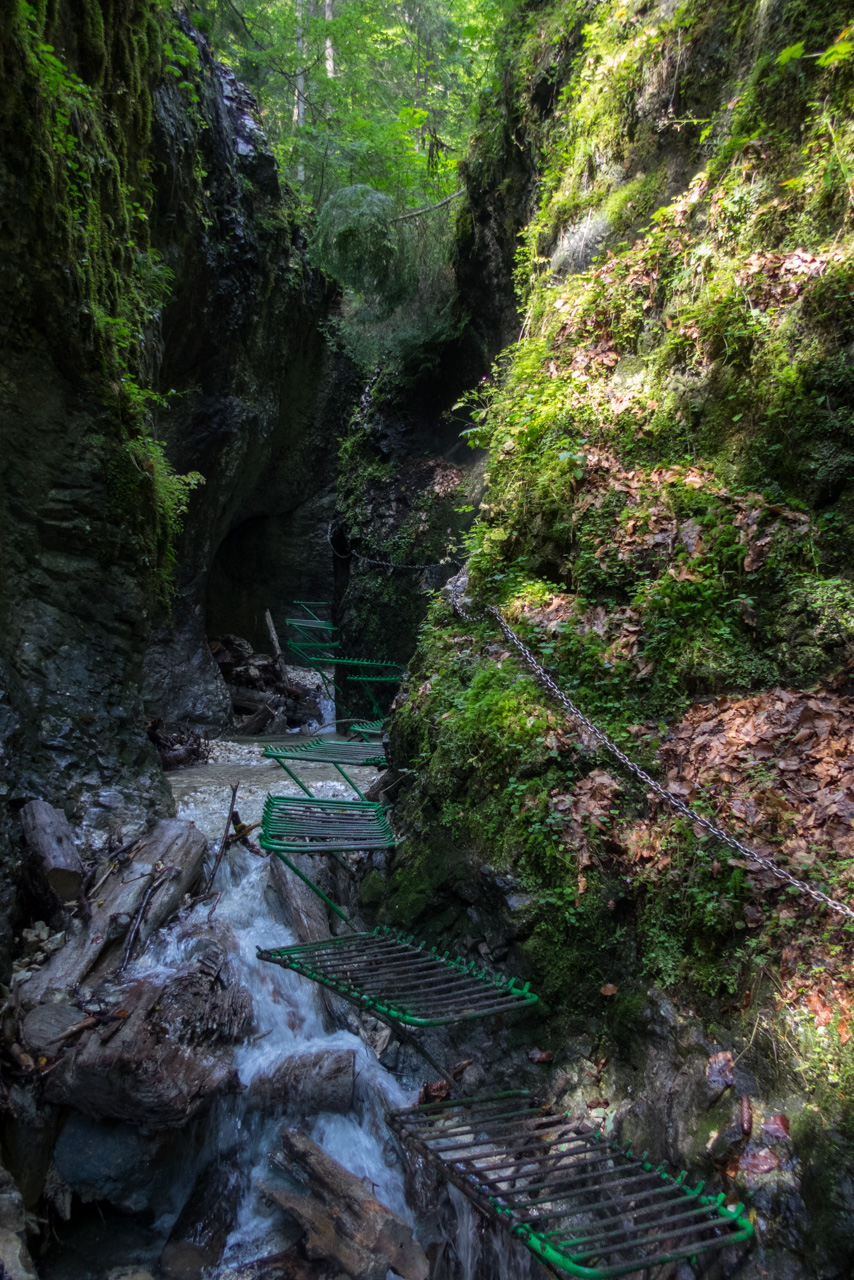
[264,741,387,767]
[257,929,538,1027]
[288,643,403,674]
[387,1092,753,1277]
[260,794,394,854]
[263,739,388,801]
[351,719,384,740]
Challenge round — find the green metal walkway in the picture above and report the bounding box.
[388,1092,753,1277]
[284,602,402,719]
[256,603,753,1278]
[264,738,387,801]
[259,929,537,1027]
[260,794,394,855]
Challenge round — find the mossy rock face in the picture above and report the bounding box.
[0,3,326,973]
[372,10,854,1263]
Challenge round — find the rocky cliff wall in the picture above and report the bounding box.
[366,0,854,1272]
[0,1,333,971]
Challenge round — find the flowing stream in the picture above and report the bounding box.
[41,736,537,1280]
[164,738,413,1269]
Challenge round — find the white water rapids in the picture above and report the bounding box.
[159,738,412,1269]
[38,736,538,1279]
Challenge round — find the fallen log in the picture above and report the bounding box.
[45,929,252,1128]
[265,609,291,688]
[247,1048,355,1115]
[161,1157,249,1280]
[21,820,207,1009]
[19,800,84,902]
[262,1129,428,1280]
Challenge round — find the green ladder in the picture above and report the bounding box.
[284,602,403,720]
[387,1092,753,1277]
[259,928,538,1028]
[264,738,387,801]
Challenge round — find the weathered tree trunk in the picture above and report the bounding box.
[324,0,334,78]
[262,1129,428,1280]
[247,1048,355,1114]
[19,800,84,902]
[21,819,207,1009]
[161,1157,249,1280]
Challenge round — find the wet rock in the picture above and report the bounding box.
[248,1049,356,1115]
[45,933,250,1129]
[0,1228,37,1280]
[52,1113,174,1212]
[263,1129,429,1280]
[22,1002,84,1055]
[161,1157,249,1280]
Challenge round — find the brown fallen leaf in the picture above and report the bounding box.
[737,1148,780,1177]
[600,983,618,997]
[761,1114,790,1141]
[418,1080,451,1105]
[528,1048,555,1064]
[840,1019,851,1045]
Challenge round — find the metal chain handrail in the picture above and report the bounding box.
[450,582,854,924]
[327,523,463,573]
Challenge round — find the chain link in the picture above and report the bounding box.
[450,583,854,924]
[327,523,463,573]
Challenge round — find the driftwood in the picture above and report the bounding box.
[20,820,206,1010]
[19,800,84,902]
[247,1049,356,1115]
[205,784,240,891]
[22,1004,87,1056]
[263,1129,428,1280]
[265,609,290,687]
[44,931,252,1129]
[161,1157,249,1280]
[215,1251,316,1280]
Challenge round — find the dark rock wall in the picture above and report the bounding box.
[0,3,335,968]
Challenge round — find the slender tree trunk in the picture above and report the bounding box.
[325,0,334,78]
[294,0,305,180]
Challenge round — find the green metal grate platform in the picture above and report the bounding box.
[257,928,538,1027]
[263,739,388,800]
[387,1092,753,1277]
[351,719,384,740]
[260,794,394,855]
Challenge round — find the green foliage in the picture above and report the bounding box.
[381,0,854,1040]
[197,0,507,369]
[313,184,413,302]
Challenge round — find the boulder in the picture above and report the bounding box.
[0,1228,37,1280]
[52,1113,174,1212]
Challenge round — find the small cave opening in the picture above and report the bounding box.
[205,504,335,653]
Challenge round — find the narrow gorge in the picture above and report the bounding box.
[2,1,854,1278]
